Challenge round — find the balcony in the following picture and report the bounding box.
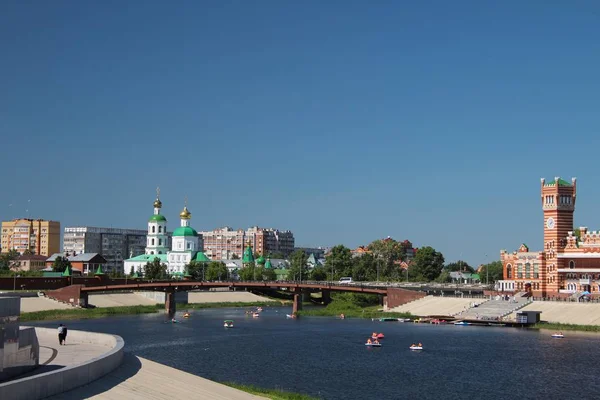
[580,279,591,285]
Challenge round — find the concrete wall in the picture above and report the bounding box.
[136,291,188,303]
[385,288,427,309]
[0,328,124,400]
[0,298,39,383]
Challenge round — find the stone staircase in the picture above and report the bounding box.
[456,296,532,321]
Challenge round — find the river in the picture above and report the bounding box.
[30,306,600,400]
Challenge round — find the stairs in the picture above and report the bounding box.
[459,296,532,321]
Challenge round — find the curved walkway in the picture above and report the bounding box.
[47,354,267,399]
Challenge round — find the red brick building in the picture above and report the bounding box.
[500,177,600,297]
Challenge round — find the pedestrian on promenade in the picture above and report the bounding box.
[63,325,68,345]
[58,323,65,345]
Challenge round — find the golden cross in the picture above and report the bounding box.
[184,196,188,206]
[156,186,160,197]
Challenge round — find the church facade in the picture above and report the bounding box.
[124,190,209,276]
[499,177,600,298]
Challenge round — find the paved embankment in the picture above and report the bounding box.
[509,301,600,325]
[88,293,158,307]
[387,295,486,316]
[0,327,123,400]
[187,291,273,303]
[47,354,267,399]
[20,297,74,313]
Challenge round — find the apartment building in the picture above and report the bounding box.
[1,219,60,256]
[63,226,170,273]
[200,226,295,260]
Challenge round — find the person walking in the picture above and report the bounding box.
[58,323,65,345]
[63,325,68,345]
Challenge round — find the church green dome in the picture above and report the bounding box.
[242,242,255,264]
[149,214,167,222]
[265,258,272,269]
[256,255,266,265]
[172,226,198,237]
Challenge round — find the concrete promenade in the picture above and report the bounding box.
[47,354,267,399]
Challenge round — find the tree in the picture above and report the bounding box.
[231,253,240,260]
[324,245,353,281]
[410,246,445,281]
[144,257,168,280]
[478,261,504,283]
[52,256,72,273]
[206,261,228,281]
[238,263,256,281]
[269,252,285,259]
[310,266,328,281]
[129,266,135,276]
[352,253,377,282]
[262,267,277,281]
[0,249,20,272]
[186,260,208,280]
[286,250,309,281]
[368,239,405,278]
[445,260,474,273]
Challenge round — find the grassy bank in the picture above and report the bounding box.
[20,304,162,322]
[224,383,319,400]
[532,321,600,333]
[297,293,413,319]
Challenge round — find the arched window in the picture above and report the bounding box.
[517,264,523,279]
[567,283,577,291]
[158,251,162,254]
[525,263,531,279]
[152,226,155,233]
[159,239,162,246]
[151,251,154,255]
[151,239,155,245]
[569,260,575,269]
[506,264,512,279]
[159,226,162,233]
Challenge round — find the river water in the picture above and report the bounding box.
[31,307,600,400]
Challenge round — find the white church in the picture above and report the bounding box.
[124,190,209,276]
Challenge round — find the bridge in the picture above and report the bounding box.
[45,281,424,315]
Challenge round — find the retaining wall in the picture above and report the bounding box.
[0,328,124,400]
[385,287,427,309]
[137,291,188,303]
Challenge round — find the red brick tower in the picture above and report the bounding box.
[541,176,576,293]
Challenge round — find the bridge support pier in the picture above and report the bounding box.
[165,291,176,316]
[379,295,387,310]
[321,290,331,305]
[79,292,89,308]
[292,293,303,314]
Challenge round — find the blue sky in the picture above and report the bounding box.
[1,1,599,266]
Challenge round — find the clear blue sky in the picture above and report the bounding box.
[1,1,599,266]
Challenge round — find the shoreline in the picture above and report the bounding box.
[20,301,289,322]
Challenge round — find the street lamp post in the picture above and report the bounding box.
[485,254,489,285]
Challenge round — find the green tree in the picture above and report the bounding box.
[352,253,377,282]
[324,245,353,281]
[238,263,256,281]
[310,266,328,281]
[445,260,474,273]
[410,246,445,282]
[0,249,20,271]
[231,253,240,260]
[186,260,208,280]
[269,252,285,259]
[129,266,135,276]
[478,260,504,283]
[286,250,309,281]
[261,267,277,281]
[206,261,228,281]
[368,239,405,278]
[52,256,72,273]
[144,257,168,280]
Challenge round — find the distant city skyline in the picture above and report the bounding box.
[2,1,600,268]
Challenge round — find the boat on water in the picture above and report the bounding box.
[409,345,423,350]
[286,314,296,319]
[252,312,260,318]
[454,321,470,326]
[365,343,382,347]
[257,307,263,312]
[551,333,564,338]
[183,313,191,318]
[224,320,234,328]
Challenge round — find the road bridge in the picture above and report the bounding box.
[44,281,424,315]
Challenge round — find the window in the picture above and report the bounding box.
[506,264,512,279]
[534,264,539,279]
[525,263,531,279]
[187,242,191,249]
[159,239,162,246]
[159,226,162,233]
[151,239,155,245]
[152,226,155,233]
[179,243,182,249]
[517,264,523,279]
[569,260,575,269]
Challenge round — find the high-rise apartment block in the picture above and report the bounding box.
[1,219,60,256]
[200,226,295,260]
[63,226,167,273]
